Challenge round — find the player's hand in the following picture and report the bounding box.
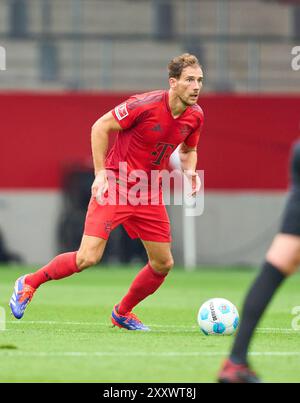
[184,170,201,197]
[92,170,109,203]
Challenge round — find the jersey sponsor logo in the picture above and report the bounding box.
[152,143,175,166]
[115,103,129,120]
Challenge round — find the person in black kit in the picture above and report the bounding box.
[218,141,300,383]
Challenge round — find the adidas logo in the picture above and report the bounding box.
[151,124,162,132]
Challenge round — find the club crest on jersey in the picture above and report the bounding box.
[115,103,129,120]
[180,124,192,136]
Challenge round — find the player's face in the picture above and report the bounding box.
[172,66,203,106]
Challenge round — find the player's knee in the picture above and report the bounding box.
[287,251,300,273]
[271,255,300,275]
[266,236,300,275]
[151,257,174,275]
[76,252,101,271]
[291,142,300,187]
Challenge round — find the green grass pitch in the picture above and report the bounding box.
[0,265,300,383]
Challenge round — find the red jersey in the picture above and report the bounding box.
[107,90,204,175]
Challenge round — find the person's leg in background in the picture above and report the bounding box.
[218,141,300,383]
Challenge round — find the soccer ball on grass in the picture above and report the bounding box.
[197,298,239,335]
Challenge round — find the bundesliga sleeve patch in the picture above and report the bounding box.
[114,103,129,120]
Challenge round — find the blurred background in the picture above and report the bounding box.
[0,0,299,268]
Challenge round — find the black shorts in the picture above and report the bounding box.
[280,141,300,236]
[280,189,300,236]
[291,141,300,188]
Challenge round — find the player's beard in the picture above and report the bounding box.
[179,92,199,107]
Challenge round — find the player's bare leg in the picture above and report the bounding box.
[76,235,107,271]
[111,241,174,331]
[266,234,300,275]
[10,235,107,319]
[142,240,174,275]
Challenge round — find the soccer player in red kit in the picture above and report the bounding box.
[10,53,204,330]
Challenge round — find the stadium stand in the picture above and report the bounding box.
[0,0,298,92]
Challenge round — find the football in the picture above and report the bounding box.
[197,298,239,335]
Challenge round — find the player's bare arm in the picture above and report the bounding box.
[179,142,201,196]
[91,111,122,201]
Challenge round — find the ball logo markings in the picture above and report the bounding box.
[197,298,239,336]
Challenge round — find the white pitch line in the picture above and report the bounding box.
[6,321,200,333]
[6,321,300,334]
[7,321,199,328]
[0,351,299,358]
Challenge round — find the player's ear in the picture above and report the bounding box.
[169,77,177,89]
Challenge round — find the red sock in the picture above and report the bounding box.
[118,263,168,315]
[25,252,80,289]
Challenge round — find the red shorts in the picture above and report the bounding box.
[84,197,172,243]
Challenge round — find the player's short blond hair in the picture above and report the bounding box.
[168,53,201,79]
